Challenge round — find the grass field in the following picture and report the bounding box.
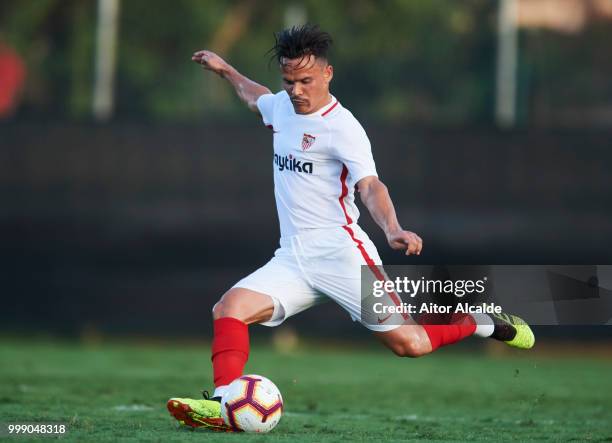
[1,339,611,442]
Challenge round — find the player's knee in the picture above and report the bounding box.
[212,291,244,320]
[211,299,225,320]
[391,339,430,358]
[212,289,272,324]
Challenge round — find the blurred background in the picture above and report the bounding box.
[1,0,611,341]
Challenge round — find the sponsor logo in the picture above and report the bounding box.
[274,153,313,174]
[302,133,316,150]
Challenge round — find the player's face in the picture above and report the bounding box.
[280,55,333,114]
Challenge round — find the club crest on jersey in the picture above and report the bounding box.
[301,133,316,151]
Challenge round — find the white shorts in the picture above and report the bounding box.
[230,224,401,332]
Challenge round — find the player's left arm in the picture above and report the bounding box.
[357,176,423,255]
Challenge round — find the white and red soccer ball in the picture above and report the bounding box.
[221,374,283,433]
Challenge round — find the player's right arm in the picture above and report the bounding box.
[192,50,271,113]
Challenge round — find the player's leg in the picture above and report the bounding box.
[308,225,534,359]
[376,310,535,357]
[349,223,535,352]
[168,252,323,430]
[167,288,273,431]
[209,253,324,398]
[373,314,476,357]
[212,287,275,323]
[373,320,431,357]
[210,288,274,397]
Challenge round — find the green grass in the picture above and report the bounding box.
[1,339,611,442]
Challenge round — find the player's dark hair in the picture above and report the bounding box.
[269,24,333,66]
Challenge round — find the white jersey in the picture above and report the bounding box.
[257,90,378,238]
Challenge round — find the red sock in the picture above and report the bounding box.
[211,317,249,387]
[421,314,476,351]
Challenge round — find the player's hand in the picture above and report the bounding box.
[192,50,229,75]
[386,230,423,256]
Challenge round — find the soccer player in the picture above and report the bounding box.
[168,25,534,431]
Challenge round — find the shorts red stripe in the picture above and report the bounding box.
[342,225,409,321]
[338,164,353,225]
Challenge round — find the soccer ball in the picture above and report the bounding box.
[220,374,283,433]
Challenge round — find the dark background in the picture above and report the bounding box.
[2,123,611,337]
